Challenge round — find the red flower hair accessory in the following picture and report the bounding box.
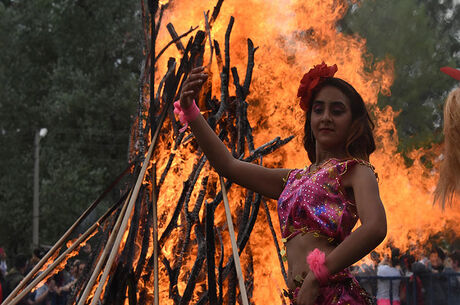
[297,62,338,111]
[440,66,460,81]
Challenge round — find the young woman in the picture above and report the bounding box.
[177,62,387,305]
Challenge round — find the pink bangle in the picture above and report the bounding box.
[173,99,200,132]
[306,248,329,285]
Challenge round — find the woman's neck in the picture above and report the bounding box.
[314,147,348,165]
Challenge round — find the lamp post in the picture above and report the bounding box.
[33,128,47,248]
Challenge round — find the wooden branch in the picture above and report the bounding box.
[212,17,234,123]
[76,189,132,305]
[190,30,206,68]
[184,155,207,220]
[154,3,166,41]
[179,224,206,305]
[242,135,295,163]
[134,188,153,281]
[162,257,180,304]
[149,0,159,141]
[7,211,112,305]
[166,23,186,53]
[230,67,246,157]
[237,191,254,243]
[1,164,132,305]
[155,26,199,63]
[242,39,258,100]
[206,201,218,304]
[204,11,214,67]
[219,176,249,305]
[152,163,160,305]
[262,199,288,286]
[89,128,158,305]
[158,181,191,248]
[237,193,261,255]
[158,132,185,189]
[217,229,225,305]
[209,0,224,26]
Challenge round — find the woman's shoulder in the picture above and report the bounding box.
[331,158,378,180]
[281,168,302,187]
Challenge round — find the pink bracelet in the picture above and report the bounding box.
[173,100,200,132]
[306,248,329,285]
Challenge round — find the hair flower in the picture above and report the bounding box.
[297,62,338,111]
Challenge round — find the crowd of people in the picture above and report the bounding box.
[0,245,91,305]
[353,246,460,305]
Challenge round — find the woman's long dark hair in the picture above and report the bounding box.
[303,78,376,163]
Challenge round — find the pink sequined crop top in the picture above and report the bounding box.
[277,158,375,243]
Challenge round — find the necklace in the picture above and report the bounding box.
[309,159,330,173]
[295,159,329,180]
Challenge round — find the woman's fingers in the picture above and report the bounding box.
[179,66,208,106]
[186,73,208,84]
[191,66,205,74]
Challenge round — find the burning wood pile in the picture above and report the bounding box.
[1,1,293,304]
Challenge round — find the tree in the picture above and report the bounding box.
[0,0,142,254]
[340,0,460,153]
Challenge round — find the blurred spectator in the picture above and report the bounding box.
[443,250,460,304]
[26,248,46,275]
[5,254,28,304]
[424,247,447,305]
[30,277,51,305]
[357,251,380,299]
[77,243,92,263]
[400,253,424,305]
[377,248,402,305]
[0,268,5,302]
[47,272,68,305]
[0,248,7,277]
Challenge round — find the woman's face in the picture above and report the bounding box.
[310,86,353,150]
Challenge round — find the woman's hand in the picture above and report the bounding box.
[179,66,208,109]
[295,272,320,305]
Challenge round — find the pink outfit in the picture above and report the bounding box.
[278,158,376,305]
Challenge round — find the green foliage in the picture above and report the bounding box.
[340,0,460,152]
[0,0,142,255]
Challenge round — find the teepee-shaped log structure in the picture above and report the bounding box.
[2,1,292,304]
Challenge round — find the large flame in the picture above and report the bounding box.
[146,0,460,303]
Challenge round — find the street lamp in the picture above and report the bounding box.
[33,128,47,248]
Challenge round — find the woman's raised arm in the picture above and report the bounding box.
[180,66,290,199]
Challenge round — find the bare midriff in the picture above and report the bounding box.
[285,232,337,290]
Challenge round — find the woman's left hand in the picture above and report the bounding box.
[295,272,320,305]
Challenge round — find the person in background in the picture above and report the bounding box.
[356,251,380,299]
[443,250,460,305]
[434,67,460,208]
[376,248,402,305]
[5,254,29,305]
[0,268,5,302]
[0,248,7,278]
[424,247,447,305]
[56,260,80,300]
[399,252,424,305]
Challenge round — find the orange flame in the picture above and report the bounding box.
[133,0,460,303]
